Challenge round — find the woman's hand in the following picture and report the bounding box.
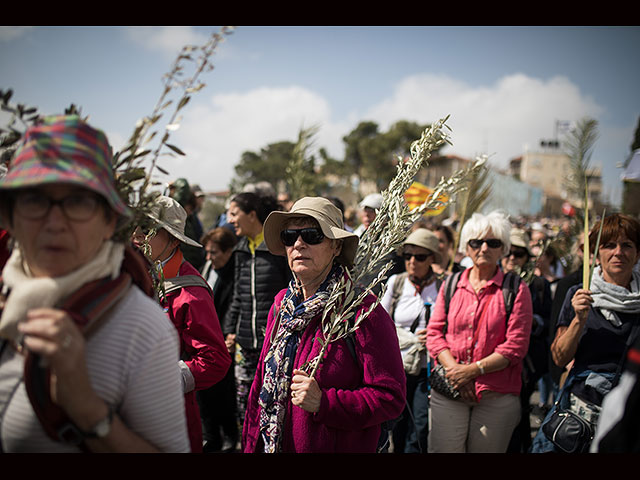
[571,288,593,323]
[291,369,321,413]
[445,363,478,403]
[415,327,428,345]
[445,363,477,390]
[17,307,106,429]
[225,333,236,354]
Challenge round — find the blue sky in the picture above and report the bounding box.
[2,26,639,208]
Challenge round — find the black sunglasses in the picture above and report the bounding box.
[468,238,503,249]
[403,252,433,262]
[281,227,325,246]
[508,249,528,259]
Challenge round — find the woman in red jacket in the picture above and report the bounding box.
[132,196,231,453]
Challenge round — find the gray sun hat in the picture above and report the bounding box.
[403,228,443,264]
[509,228,532,256]
[263,196,359,268]
[148,195,202,247]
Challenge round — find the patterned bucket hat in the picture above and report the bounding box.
[0,114,132,221]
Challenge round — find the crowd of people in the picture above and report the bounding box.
[0,114,639,453]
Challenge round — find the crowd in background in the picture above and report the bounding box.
[1,120,638,453]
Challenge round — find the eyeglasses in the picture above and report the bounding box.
[508,249,528,259]
[281,227,325,246]
[14,191,101,221]
[403,252,433,262]
[468,238,503,249]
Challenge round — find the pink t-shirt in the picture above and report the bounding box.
[426,268,533,398]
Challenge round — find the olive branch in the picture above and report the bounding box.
[112,26,235,245]
[302,116,488,378]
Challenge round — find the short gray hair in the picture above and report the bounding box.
[459,210,512,256]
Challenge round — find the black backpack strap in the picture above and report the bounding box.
[502,271,521,326]
[442,270,462,335]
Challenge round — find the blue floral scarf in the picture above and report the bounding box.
[258,263,343,452]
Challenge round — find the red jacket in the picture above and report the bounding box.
[163,258,231,452]
[243,289,406,453]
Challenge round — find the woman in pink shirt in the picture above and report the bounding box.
[426,211,533,452]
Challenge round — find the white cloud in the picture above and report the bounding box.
[363,72,603,170]
[149,72,607,196]
[125,26,211,59]
[164,86,335,192]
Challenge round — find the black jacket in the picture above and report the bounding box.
[223,237,291,350]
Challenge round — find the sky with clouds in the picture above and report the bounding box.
[2,25,638,208]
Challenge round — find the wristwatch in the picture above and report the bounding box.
[82,407,114,439]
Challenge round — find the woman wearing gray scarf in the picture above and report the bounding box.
[552,214,640,372]
[532,213,640,453]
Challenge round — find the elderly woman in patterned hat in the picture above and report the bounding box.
[242,196,406,453]
[0,115,189,452]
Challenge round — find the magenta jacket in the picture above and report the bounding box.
[242,289,406,453]
[163,260,231,452]
[426,268,533,399]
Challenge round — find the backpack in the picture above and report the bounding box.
[163,274,213,298]
[387,272,443,326]
[441,269,521,334]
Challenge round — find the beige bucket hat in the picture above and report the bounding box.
[263,196,359,268]
[509,228,532,256]
[148,195,202,247]
[403,228,443,264]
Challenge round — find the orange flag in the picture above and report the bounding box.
[404,181,448,216]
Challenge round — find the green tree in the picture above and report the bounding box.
[341,120,435,191]
[232,141,295,192]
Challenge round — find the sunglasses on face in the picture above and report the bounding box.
[281,227,325,246]
[508,249,528,259]
[403,252,433,262]
[468,238,503,250]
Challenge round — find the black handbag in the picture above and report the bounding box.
[429,364,461,400]
[542,320,640,453]
[541,408,594,453]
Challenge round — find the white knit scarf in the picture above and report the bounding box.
[0,240,124,342]
[591,265,640,327]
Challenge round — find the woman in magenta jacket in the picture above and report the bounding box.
[242,197,406,453]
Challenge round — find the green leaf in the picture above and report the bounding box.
[165,143,186,156]
[177,96,191,110]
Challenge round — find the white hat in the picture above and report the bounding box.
[359,193,383,210]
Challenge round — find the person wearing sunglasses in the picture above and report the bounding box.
[380,227,443,453]
[426,211,533,452]
[501,228,553,452]
[223,191,292,432]
[0,115,190,452]
[242,197,405,453]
